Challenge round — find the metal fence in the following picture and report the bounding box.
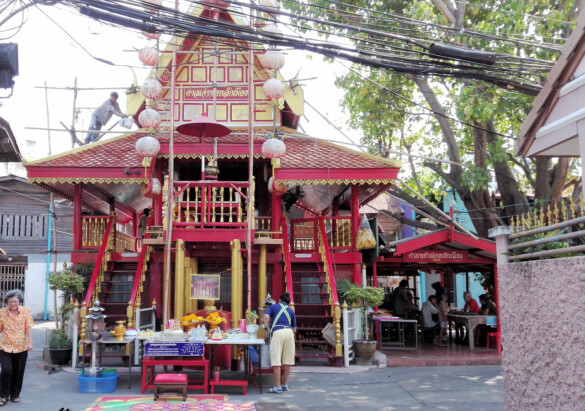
[0,263,26,305]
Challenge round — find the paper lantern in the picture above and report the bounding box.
[141,178,161,198]
[141,79,163,100]
[135,136,161,158]
[141,31,161,40]
[261,50,285,71]
[259,0,278,9]
[138,46,159,66]
[262,24,283,38]
[138,108,161,129]
[263,78,285,100]
[262,138,286,159]
[268,176,288,194]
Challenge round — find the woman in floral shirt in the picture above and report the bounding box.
[0,289,34,406]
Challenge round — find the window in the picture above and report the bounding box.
[0,214,48,239]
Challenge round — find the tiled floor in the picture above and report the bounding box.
[382,336,502,367]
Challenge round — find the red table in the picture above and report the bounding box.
[141,356,209,394]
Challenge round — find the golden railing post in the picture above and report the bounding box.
[79,301,87,346]
[127,301,134,328]
[135,294,142,328]
[334,301,342,357]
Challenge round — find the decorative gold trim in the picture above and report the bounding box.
[157,153,264,160]
[277,178,396,185]
[29,177,148,184]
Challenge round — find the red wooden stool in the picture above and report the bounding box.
[209,367,247,395]
[153,373,188,401]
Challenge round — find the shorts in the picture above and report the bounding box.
[439,320,448,329]
[269,328,295,367]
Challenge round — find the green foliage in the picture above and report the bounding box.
[336,278,354,302]
[345,285,385,309]
[48,269,84,331]
[281,0,582,234]
[48,329,72,350]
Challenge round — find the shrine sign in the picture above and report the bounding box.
[403,250,468,263]
[144,342,205,357]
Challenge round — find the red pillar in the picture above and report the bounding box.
[73,183,82,250]
[351,185,361,284]
[373,262,378,311]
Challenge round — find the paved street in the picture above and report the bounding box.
[17,323,503,410]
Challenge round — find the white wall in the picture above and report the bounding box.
[24,253,71,320]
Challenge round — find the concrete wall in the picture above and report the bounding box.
[499,257,585,410]
[24,253,71,320]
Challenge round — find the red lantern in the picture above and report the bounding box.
[262,138,286,158]
[138,108,161,129]
[268,176,288,194]
[141,79,163,100]
[138,46,159,66]
[141,177,161,198]
[263,78,285,100]
[261,50,285,71]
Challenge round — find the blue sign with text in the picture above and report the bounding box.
[144,342,204,357]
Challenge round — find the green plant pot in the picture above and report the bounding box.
[49,348,72,366]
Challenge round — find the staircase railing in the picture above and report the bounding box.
[317,217,342,358]
[280,217,294,308]
[80,213,115,341]
[127,217,152,328]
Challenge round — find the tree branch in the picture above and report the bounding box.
[430,0,457,24]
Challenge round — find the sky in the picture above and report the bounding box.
[0,2,362,164]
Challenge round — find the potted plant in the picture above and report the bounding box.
[47,267,84,365]
[344,285,385,362]
[48,329,73,365]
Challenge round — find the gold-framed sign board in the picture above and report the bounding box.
[190,274,221,300]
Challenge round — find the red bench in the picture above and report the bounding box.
[154,373,188,401]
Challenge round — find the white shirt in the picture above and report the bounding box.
[421,301,439,328]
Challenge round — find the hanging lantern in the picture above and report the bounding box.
[141,79,163,100]
[259,0,278,9]
[135,136,161,158]
[138,108,161,129]
[138,46,159,66]
[263,78,285,100]
[141,31,161,40]
[268,176,288,194]
[262,138,286,158]
[261,50,285,71]
[262,24,283,38]
[141,177,162,198]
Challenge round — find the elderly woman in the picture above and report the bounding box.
[0,289,34,406]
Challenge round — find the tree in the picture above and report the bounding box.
[283,0,583,237]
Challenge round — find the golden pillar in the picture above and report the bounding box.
[174,239,185,322]
[183,254,193,314]
[258,244,267,308]
[189,257,198,313]
[230,239,242,360]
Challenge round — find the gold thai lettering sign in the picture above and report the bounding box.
[184,87,249,101]
[403,250,467,263]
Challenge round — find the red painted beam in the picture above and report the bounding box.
[394,230,449,256]
[27,166,145,180]
[452,231,497,253]
[171,228,246,242]
[275,167,399,182]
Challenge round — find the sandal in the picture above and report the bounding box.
[267,386,282,394]
[0,398,7,407]
[11,397,20,403]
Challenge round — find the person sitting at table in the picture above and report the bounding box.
[463,292,480,313]
[421,295,439,342]
[436,294,449,347]
[474,294,497,345]
[479,294,497,315]
[390,279,410,317]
